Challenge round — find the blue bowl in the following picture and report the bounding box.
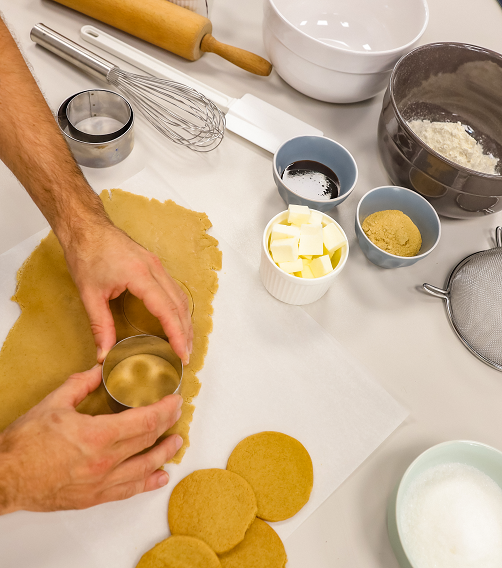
[355,185,441,268]
[273,135,358,212]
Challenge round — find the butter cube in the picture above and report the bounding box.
[279,259,303,273]
[308,210,323,225]
[288,204,311,226]
[271,223,300,241]
[323,223,346,257]
[298,224,323,256]
[301,258,311,267]
[301,265,315,279]
[270,237,299,263]
[310,255,333,278]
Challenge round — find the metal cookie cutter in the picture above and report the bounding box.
[57,89,134,167]
[102,335,183,413]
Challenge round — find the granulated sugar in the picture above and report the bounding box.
[408,120,499,175]
[400,462,502,568]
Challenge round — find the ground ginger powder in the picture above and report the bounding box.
[362,210,422,257]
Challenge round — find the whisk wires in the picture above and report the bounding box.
[108,67,225,152]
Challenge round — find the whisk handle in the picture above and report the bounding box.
[31,24,116,81]
[200,34,272,77]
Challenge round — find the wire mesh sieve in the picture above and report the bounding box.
[423,227,502,371]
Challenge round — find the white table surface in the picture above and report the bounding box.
[1,0,502,566]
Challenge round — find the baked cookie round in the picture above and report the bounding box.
[136,535,221,568]
[227,431,313,522]
[168,468,257,554]
[218,518,287,568]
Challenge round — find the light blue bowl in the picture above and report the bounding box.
[355,185,441,268]
[273,135,358,212]
[388,440,502,568]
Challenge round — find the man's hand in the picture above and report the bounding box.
[0,366,183,514]
[65,223,193,365]
[0,19,192,366]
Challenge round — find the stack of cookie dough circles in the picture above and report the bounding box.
[135,432,313,568]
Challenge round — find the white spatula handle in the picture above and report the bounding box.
[80,25,234,112]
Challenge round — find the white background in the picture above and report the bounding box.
[1,0,502,566]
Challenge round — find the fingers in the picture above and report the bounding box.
[97,435,183,504]
[108,394,183,449]
[49,365,103,409]
[80,290,117,363]
[130,279,190,365]
[150,268,193,358]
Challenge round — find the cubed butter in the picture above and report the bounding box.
[288,204,311,226]
[298,224,323,256]
[270,237,299,263]
[308,210,323,225]
[301,265,315,279]
[310,255,333,278]
[279,259,303,273]
[301,258,311,267]
[271,223,300,241]
[300,255,313,260]
[323,223,346,257]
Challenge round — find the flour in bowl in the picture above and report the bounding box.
[408,119,499,175]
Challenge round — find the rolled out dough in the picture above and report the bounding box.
[0,189,221,463]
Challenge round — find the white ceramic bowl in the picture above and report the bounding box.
[260,210,349,305]
[263,0,429,103]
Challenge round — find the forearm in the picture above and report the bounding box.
[0,17,111,251]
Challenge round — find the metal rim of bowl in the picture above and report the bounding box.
[263,209,350,283]
[389,41,502,179]
[356,185,441,260]
[267,0,429,57]
[393,439,502,567]
[273,135,359,206]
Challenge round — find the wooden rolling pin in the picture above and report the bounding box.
[51,0,272,76]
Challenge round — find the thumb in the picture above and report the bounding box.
[51,365,103,409]
[81,291,117,363]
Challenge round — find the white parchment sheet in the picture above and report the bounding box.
[0,169,407,568]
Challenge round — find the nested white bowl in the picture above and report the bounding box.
[260,210,349,305]
[263,0,429,103]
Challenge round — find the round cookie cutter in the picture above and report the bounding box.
[122,283,194,336]
[102,335,183,413]
[57,89,134,168]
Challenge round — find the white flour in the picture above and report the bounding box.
[408,119,499,175]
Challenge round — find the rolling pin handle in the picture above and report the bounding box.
[200,34,272,77]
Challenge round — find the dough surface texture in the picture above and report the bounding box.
[168,468,257,554]
[135,535,221,568]
[0,189,221,462]
[226,431,313,522]
[218,518,287,568]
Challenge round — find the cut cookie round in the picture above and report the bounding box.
[227,431,313,522]
[168,468,257,554]
[218,518,287,568]
[135,535,221,568]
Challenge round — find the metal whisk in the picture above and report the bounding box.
[31,24,225,151]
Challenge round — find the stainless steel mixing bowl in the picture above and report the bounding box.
[378,42,502,218]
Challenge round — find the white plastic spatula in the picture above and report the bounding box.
[80,25,323,153]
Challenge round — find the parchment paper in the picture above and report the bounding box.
[0,169,407,568]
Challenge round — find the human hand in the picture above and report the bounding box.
[0,366,183,514]
[64,223,192,364]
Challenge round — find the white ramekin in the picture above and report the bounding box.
[260,210,349,305]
